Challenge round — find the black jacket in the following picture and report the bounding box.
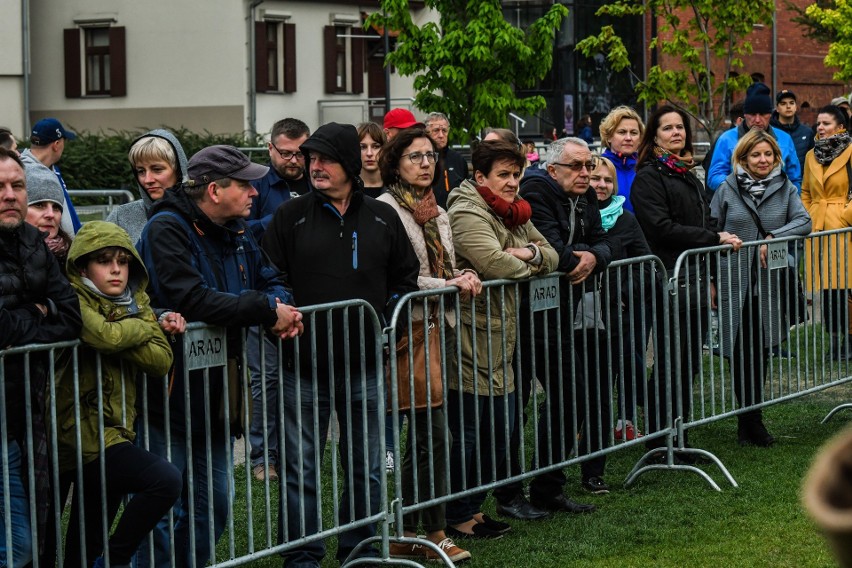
[432,147,469,209]
[0,223,81,439]
[770,112,815,170]
[262,189,419,374]
[630,161,720,270]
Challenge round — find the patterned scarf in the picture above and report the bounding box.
[813,129,852,165]
[387,182,453,280]
[653,145,696,174]
[474,184,532,230]
[598,195,625,232]
[735,163,783,203]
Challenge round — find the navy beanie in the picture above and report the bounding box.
[744,83,773,115]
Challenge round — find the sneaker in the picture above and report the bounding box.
[426,538,471,563]
[385,450,395,472]
[252,463,278,482]
[582,476,610,494]
[614,421,642,441]
[389,541,425,560]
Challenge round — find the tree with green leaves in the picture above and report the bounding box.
[366,0,567,142]
[801,0,852,81]
[576,0,774,140]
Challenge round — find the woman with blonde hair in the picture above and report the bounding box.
[711,128,811,445]
[599,106,645,213]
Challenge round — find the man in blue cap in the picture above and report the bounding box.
[19,118,81,234]
[706,83,802,192]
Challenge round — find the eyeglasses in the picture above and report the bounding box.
[551,161,595,172]
[427,127,449,135]
[401,151,439,165]
[270,143,304,161]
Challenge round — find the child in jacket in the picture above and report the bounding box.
[53,221,181,568]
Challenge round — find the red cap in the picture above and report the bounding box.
[383,108,424,130]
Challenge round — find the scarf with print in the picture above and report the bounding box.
[735,163,784,204]
[387,182,453,280]
[654,145,696,174]
[813,129,852,165]
[474,184,532,230]
[598,195,626,232]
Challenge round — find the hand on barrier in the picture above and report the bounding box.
[271,299,304,339]
[758,235,773,269]
[158,311,187,335]
[447,271,482,299]
[568,250,597,284]
[718,231,743,251]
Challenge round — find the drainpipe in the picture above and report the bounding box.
[248,0,263,140]
[22,0,31,134]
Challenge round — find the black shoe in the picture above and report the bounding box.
[741,421,776,447]
[530,493,596,514]
[495,495,550,520]
[446,524,504,540]
[581,476,610,494]
[479,514,512,534]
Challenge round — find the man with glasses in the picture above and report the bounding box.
[245,118,311,484]
[497,138,612,517]
[424,112,469,208]
[263,122,419,567]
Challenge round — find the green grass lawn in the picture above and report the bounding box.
[215,384,850,567]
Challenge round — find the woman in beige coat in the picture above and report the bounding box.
[802,104,852,360]
[378,128,480,563]
[444,140,558,539]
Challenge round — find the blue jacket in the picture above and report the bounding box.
[601,148,638,213]
[706,125,802,192]
[247,166,292,241]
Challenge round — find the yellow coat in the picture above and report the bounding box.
[802,146,852,291]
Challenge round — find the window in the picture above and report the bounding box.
[323,25,364,94]
[64,26,126,98]
[255,21,296,93]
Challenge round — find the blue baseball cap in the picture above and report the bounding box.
[31,118,77,145]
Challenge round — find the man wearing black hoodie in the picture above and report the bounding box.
[263,122,419,567]
[771,89,814,170]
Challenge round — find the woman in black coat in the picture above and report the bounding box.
[630,105,743,457]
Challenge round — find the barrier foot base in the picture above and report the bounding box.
[821,403,852,424]
[342,535,455,567]
[624,447,738,491]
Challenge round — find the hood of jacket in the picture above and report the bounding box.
[770,111,803,133]
[65,220,150,314]
[130,129,189,206]
[601,147,638,171]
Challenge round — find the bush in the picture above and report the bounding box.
[21,127,266,191]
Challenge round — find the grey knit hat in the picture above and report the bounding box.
[25,165,64,210]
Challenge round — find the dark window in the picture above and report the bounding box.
[323,25,364,94]
[63,26,126,98]
[85,27,111,95]
[255,21,296,93]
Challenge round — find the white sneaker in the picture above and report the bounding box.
[385,450,395,472]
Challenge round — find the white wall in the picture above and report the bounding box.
[0,0,25,135]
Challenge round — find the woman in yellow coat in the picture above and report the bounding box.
[802,104,852,360]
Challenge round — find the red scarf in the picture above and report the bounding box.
[474,185,532,229]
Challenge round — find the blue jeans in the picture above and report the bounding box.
[445,389,516,525]
[277,368,381,566]
[0,441,32,568]
[247,328,280,468]
[135,418,230,568]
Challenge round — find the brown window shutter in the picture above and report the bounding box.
[63,28,82,98]
[283,23,297,93]
[323,25,337,94]
[255,21,267,93]
[351,36,364,94]
[108,27,126,96]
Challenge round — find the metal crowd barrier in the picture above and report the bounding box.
[3,237,851,568]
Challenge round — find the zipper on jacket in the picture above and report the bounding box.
[352,231,358,270]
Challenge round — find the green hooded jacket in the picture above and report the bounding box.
[54,221,173,472]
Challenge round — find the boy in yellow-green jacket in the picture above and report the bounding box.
[54,221,181,568]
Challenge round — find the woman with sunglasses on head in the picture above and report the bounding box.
[710,129,811,446]
[445,140,558,539]
[377,127,481,563]
[631,105,742,460]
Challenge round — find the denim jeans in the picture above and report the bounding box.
[0,441,32,568]
[445,389,516,526]
[277,367,381,566]
[135,418,230,568]
[247,327,280,468]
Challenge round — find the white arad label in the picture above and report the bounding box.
[766,241,787,271]
[530,275,560,312]
[184,326,227,370]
